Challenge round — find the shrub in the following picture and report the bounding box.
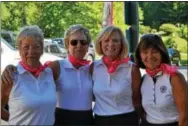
[163,35,187,53]
[164,35,177,48]
[159,23,179,35]
[178,25,188,40]
[139,25,151,34]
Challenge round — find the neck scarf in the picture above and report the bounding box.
[20,61,52,77]
[68,54,90,68]
[146,63,177,77]
[103,56,130,74]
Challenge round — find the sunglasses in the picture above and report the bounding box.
[70,40,88,46]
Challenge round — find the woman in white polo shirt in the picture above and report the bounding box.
[135,34,188,126]
[51,24,93,125]
[1,25,57,125]
[92,25,141,125]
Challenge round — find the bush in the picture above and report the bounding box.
[164,35,177,48]
[151,29,157,33]
[178,25,188,40]
[159,23,179,35]
[163,35,187,53]
[139,25,151,34]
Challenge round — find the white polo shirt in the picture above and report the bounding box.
[93,59,135,116]
[56,58,93,110]
[141,73,179,124]
[8,63,57,125]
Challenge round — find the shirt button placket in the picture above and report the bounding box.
[108,74,111,86]
[77,70,82,91]
[36,80,40,93]
[153,84,156,104]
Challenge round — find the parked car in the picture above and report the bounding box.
[45,39,95,61]
[128,53,135,63]
[44,43,67,58]
[52,38,65,48]
[44,38,52,45]
[85,42,95,62]
[1,30,17,48]
[1,38,61,73]
[170,49,181,66]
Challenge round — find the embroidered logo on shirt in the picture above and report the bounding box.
[160,85,167,93]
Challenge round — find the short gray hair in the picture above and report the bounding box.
[17,25,44,50]
[64,24,91,49]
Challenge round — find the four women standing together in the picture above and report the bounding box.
[1,25,187,126]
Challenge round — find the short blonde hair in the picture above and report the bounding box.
[95,25,129,59]
[64,24,91,50]
[17,25,44,51]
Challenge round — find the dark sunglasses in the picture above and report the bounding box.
[70,40,88,46]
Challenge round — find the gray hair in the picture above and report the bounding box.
[17,25,44,50]
[64,24,91,49]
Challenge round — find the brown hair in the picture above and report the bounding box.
[135,34,171,69]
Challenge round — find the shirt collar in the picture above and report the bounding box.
[64,58,89,71]
[17,62,49,75]
[95,59,131,68]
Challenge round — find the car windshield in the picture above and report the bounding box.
[1,38,16,50]
[52,38,64,45]
[50,45,61,53]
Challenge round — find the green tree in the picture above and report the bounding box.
[35,2,103,38]
[113,2,128,32]
[1,2,104,39]
[139,2,188,29]
[1,2,37,31]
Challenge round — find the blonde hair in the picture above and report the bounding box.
[64,24,91,49]
[95,25,128,59]
[17,25,44,50]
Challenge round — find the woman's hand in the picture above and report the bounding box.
[1,65,17,85]
[48,60,60,81]
[1,76,13,121]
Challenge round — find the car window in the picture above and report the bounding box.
[1,38,16,50]
[1,33,12,43]
[0,47,3,53]
[50,45,60,53]
[52,39,64,45]
[1,32,17,48]
[44,46,49,52]
[89,44,93,47]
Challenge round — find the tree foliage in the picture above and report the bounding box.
[113,2,128,32]
[1,1,187,41]
[1,2,103,39]
[139,2,188,29]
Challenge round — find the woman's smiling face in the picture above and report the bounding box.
[101,31,122,61]
[19,37,43,67]
[140,47,162,70]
